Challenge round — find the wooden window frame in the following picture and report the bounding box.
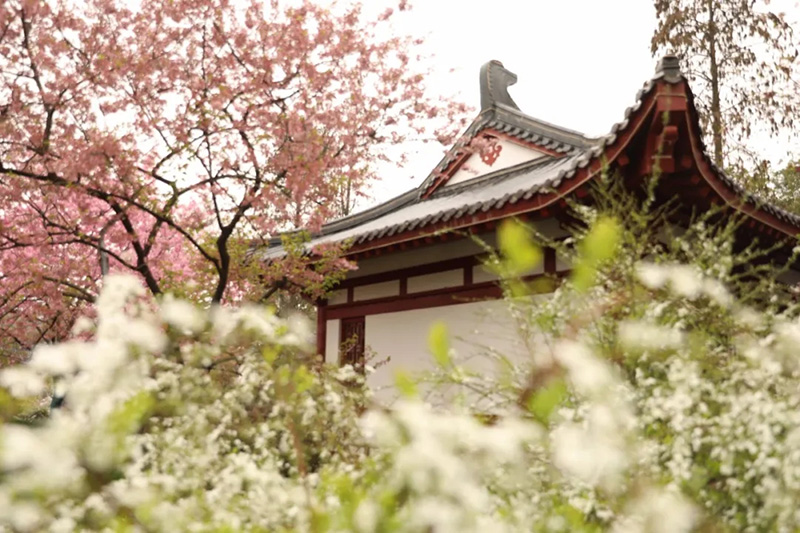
[339,316,366,371]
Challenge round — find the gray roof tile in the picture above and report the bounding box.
[261,56,800,260]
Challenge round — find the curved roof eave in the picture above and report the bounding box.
[262,55,800,261]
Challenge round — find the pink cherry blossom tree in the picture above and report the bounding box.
[0,0,465,361]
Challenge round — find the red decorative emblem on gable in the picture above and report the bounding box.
[480,143,503,166]
[421,131,557,198]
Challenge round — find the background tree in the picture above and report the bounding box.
[730,157,800,213]
[651,0,799,168]
[0,0,465,360]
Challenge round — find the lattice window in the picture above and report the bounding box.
[339,317,365,371]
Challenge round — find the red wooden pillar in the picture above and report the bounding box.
[316,301,326,361]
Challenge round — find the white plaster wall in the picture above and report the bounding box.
[324,318,340,364]
[533,218,571,240]
[473,257,544,283]
[556,250,572,272]
[353,280,400,301]
[407,269,463,293]
[347,220,568,281]
[364,299,545,404]
[778,269,800,285]
[449,140,546,186]
[349,236,495,278]
[472,264,501,283]
[328,290,348,305]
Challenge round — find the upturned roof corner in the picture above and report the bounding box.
[261,55,800,261]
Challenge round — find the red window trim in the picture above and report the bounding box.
[326,273,563,321]
[338,255,482,290]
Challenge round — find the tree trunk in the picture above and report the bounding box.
[707,0,724,167]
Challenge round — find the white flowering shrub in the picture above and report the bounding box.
[421,180,800,532]
[1,179,799,532]
[0,276,369,532]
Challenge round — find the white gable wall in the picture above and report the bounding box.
[448,139,547,187]
[322,298,540,406]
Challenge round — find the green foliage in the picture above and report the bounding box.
[652,0,798,167]
[393,370,419,399]
[571,215,621,291]
[526,377,568,425]
[498,219,543,276]
[494,218,546,298]
[428,321,451,368]
[107,391,155,437]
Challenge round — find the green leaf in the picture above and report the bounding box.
[428,321,451,367]
[108,391,155,437]
[572,216,621,291]
[294,365,314,394]
[526,378,568,424]
[686,465,712,493]
[262,346,279,365]
[554,502,600,532]
[277,364,292,386]
[583,216,621,264]
[393,370,418,398]
[571,263,595,293]
[109,517,135,533]
[498,219,542,275]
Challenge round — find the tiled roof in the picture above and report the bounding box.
[262,156,579,258]
[710,160,800,227]
[263,56,800,259]
[461,105,594,156]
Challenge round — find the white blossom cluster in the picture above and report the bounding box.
[0,271,702,533]
[446,228,800,531]
[0,275,368,532]
[1,211,800,532]
[415,208,800,531]
[629,263,800,531]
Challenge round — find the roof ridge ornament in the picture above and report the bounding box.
[655,54,683,83]
[480,60,520,111]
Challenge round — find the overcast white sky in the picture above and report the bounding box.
[363,0,655,205]
[362,0,799,208]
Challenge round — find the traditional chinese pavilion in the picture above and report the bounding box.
[267,56,800,393]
